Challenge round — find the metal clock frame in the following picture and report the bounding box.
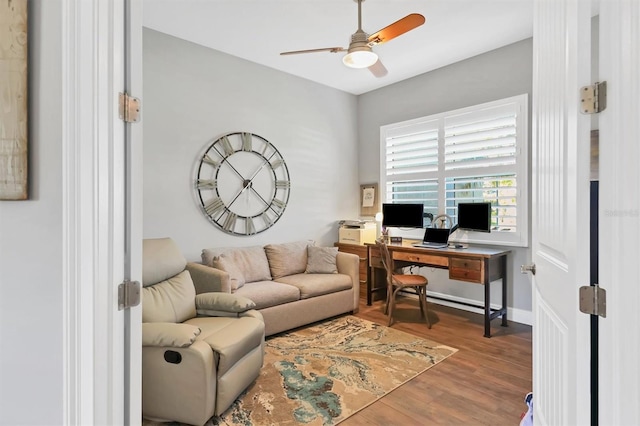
[195,132,291,235]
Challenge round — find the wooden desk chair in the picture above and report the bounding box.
[376,239,432,328]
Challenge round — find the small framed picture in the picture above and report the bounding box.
[360,183,378,217]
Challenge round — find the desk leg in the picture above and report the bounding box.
[501,255,508,327]
[484,266,492,338]
[367,265,373,306]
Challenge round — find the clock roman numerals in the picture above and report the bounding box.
[204,197,225,216]
[271,198,286,213]
[197,179,216,190]
[220,136,235,157]
[275,180,290,189]
[241,132,252,152]
[222,212,237,232]
[245,217,256,235]
[261,212,273,228]
[202,155,219,168]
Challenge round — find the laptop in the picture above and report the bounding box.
[413,228,451,248]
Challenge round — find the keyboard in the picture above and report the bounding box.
[412,243,448,249]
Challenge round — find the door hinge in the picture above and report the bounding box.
[580,81,607,114]
[579,284,606,318]
[119,92,141,123]
[118,280,141,310]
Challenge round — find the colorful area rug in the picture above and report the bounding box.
[207,315,457,425]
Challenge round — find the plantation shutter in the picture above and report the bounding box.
[442,102,520,232]
[384,120,440,218]
[380,94,528,246]
[444,109,517,171]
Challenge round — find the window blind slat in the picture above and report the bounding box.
[445,135,516,153]
[445,116,516,135]
[445,157,516,170]
[445,146,517,162]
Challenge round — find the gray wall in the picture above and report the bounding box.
[0,1,64,423]
[358,39,534,320]
[143,29,360,260]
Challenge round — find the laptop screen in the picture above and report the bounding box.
[423,228,451,244]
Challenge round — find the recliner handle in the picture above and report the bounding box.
[164,350,182,364]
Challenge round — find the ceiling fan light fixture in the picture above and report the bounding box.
[342,46,378,68]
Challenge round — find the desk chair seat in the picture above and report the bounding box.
[376,239,432,328]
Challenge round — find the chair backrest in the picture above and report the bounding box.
[375,239,395,288]
[142,238,196,323]
[143,238,188,286]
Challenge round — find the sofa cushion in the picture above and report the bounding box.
[211,255,246,291]
[264,240,313,279]
[142,270,196,323]
[275,273,352,299]
[234,281,300,310]
[305,246,339,274]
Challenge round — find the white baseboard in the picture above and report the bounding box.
[423,291,533,326]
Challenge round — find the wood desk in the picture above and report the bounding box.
[367,241,510,337]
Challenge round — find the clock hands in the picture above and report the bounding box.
[223,152,279,215]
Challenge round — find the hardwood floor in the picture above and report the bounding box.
[344,296,532,426]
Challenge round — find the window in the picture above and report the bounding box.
[380,94,528,246]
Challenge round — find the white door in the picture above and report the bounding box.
[531,0,592,424]
[598,0,640,424]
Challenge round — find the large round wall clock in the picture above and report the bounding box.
[195,132,291,235]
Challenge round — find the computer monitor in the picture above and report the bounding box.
[381,203,424,228]
[457,202,492,232]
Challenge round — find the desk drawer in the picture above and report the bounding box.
[393,251,449,267]
[369,255,384,269]
[335,243,370,300]
[449,257,483,282]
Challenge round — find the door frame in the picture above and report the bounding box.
[61,0,142,423]
[598,0,640,423]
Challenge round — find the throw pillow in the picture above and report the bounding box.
[305,246,339,274]
[202,245,272,283]
[220,247,272,283]
[211,254,246,291]
[264,240,314,279]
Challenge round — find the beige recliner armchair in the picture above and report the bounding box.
[142,238,265,425]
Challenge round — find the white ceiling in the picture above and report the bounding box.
[142,0,534,95]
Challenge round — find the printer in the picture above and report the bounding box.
[338,220,377,245]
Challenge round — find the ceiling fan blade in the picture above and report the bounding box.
[368,59,388,78]
[368,13,426,46]
[280,47,346,56]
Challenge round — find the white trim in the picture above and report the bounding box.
[62,0,95,423]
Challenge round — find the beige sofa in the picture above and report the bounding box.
[195,240,360,336]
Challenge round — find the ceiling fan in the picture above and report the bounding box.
[280,0,425,78]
